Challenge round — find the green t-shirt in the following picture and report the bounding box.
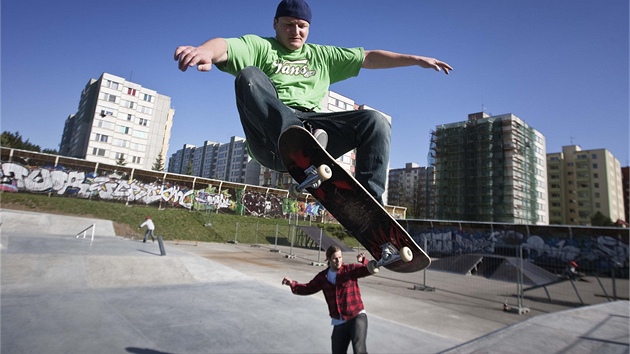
[216,35,364,111]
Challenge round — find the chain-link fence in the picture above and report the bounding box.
[372,239,627,312]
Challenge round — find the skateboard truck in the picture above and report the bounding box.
[367,242,413,274]
[289,164,332,198]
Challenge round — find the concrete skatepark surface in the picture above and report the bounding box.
[1,209,628,353]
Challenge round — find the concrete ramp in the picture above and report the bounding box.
[429,254,558,286]
[1,210,456,354]
[1,209,116,237]
[430,254,484,275]
[490,257,558,286]
[298,226,353,252]
[443,301,629,354]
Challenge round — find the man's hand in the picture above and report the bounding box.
[282,277,292,286]
[417,56,453,74]
[174,45,215,72]
[357,252,366,263]
[174,38,228,73]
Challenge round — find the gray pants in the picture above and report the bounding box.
[331,313,368,354]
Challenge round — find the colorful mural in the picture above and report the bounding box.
[1,158,628,274]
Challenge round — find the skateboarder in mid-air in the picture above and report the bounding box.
[174,0,452,205]
[283,246,373,354]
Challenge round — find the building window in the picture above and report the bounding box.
[104,80,120,90]
[133,131,148,139]
[143,94,153,102]
[113,139,129,148]
[127,114,133,121]
[96,120,115,130]
[121,100,135,109]
[115,152,126,160]
[138,106,153,114]
[118,126,130,134]
[127,88,137,96]
[138,118,148,126]
[102,93,117,102]
[94,133,109,143]
[100,109,114,117]
[91,147,106,156]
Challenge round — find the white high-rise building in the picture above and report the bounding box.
[60,73,174,170]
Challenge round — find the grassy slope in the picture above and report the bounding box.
[0,192,357,247]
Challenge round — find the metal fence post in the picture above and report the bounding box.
[270,223,280,253]
[414,237,435,291]
[514,244,530,314]
[311,227,326,266]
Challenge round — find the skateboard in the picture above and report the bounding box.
[278,126,430,273]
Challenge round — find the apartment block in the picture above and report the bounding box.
[388,163,435,219]
[59,73,174,170]
[547,145,625,225]
[430,112,548,224]
[168,136,251,184]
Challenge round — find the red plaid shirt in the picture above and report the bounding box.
[290,259,371,321]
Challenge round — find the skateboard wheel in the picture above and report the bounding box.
[288,184,301,198]
[400,247,413,263]
[367,260,379,274]
[317,164,332,181]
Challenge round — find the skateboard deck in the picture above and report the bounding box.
[278,126,430,273]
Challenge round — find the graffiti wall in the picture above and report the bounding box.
[406,221,629,274]
[1,155,628,273]
[0,161,315,219]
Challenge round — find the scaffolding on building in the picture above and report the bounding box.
[429,113,540,224]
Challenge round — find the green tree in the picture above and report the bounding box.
[152,153,165,171]
[1,131,41,152]
[185,159,193,175]
[591,211,615,227]
[116,154,128,166]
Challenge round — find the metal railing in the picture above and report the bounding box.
[75,224,96,242]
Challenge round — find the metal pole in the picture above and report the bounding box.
[423,238,428,287]
[289,225,295,256]
[517,245,523,309]
[255,222,259,245]
[317,228,323,263]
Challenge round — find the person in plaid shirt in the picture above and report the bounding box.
[283,245,375,353]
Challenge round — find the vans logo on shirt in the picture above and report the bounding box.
[273,59,316,78]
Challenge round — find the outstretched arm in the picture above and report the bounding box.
[362,50,452,74]
[174,38,229,72]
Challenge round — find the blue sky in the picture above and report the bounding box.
[2,0,628,168]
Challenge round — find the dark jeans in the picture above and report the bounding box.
[143,229,155,242]
[331,313,368,354]
[234,66,391,204]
